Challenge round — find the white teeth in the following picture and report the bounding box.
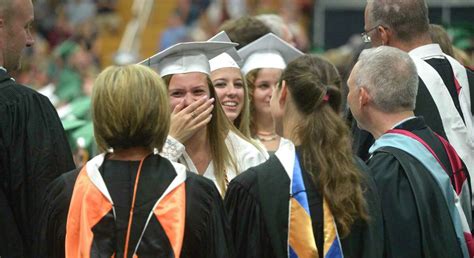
[222,101,238,107]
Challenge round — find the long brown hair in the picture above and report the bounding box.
[279,55,368,237]
[163,74,237,194]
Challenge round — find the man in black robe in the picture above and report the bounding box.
[0,0,75,256]
[347,46,471,257]
[352,0,474,172]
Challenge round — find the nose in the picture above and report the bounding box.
[268,85,274,97]
[26,33,35,48]
[227,84,237,97]
[183,93,194,107]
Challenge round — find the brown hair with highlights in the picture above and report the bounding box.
[279,55,369,237]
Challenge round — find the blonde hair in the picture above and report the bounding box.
[163,74,238,193]
[92,64,170,152]
[229,71,252,138]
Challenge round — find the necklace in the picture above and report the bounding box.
[256,131,278,142]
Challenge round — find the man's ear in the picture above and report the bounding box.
[378,26,391,46]
[279,80,288,108]
[359,87,371,107]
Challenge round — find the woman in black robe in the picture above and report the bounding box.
[225,55,384,258]
[35,64,234,258]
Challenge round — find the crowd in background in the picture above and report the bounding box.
[13,0,474,166]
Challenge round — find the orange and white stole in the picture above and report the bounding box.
[65,154,187,258]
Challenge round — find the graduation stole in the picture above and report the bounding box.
[370,131,473,258]
[288,153,343,258]
[410,55,474,195]
[65,154,187,258]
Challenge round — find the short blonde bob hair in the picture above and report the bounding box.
[92,64,170,152]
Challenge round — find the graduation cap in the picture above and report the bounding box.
[208,31,242,71]
[238,33,304,75]
[139,41,237,77]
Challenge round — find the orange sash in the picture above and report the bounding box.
[65,154,187,258]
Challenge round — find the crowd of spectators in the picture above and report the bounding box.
[15,0,474,167]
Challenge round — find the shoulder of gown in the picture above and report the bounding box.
[367,148,464,258]
[225,157,288,258]
[34,168,81,258]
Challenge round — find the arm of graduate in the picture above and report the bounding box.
[161,135,186,162]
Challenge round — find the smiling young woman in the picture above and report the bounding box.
[238,33,303,153]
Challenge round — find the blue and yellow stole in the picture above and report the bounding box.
[288,153,344,258]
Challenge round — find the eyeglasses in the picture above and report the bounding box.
[361,25,380,43]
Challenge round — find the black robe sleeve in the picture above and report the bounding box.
[0,77,75,256]
[340,158,384,258]
[181,173,235,258]
[34,168,80,258]
[224,169,274,258]
[368,152,424,258]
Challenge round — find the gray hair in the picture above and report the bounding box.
[353,46,418,112]
[367,0,429,42]
[255,14,287,39]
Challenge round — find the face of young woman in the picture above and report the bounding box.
[252,68,282,116]
[168,72,211,110]
[211,67,245,122]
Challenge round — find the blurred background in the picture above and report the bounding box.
[19,0,474,166]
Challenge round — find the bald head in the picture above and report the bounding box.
[367,0,430,42]
[0,0,13,19]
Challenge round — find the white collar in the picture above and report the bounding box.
[408,44,445,60]
[274,137,296,181]
[391,116,417,129]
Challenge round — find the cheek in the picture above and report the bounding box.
[214,87,225,101]
[253,89,264,101]
[235,88,244,102]
[169,97,181,110]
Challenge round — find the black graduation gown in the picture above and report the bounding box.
[367,117,465,258]
[0,69,75,257]
[350,57,474,161]
[224,151,384,258]
[35,154,234,258]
